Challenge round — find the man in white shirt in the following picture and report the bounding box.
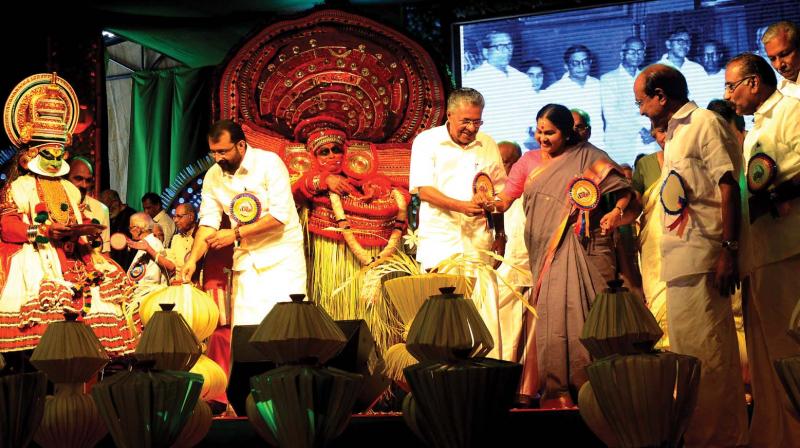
[694,40,728,110]
[762,21,800,99]
[462,31,536,146]
[545,45,604,147]
[409,87,507,269]
[634,64,748,447]
[724,52,800,448]
[142,192,176,249]
[181,120,306,327]
[66,156,110,252]
[601,37,655,162]
[410,88,508,353]
[657,27,708,103]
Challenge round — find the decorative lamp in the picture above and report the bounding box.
[384,274,474,386]
[139,284,219,341]
[135,303,202,371]
[30,312,110,383]
[580,280,663,359]
[402,358,521,448]
[249,365,362,448]
[173,400,212,448]
[189,354,227,402]
[584,353,700,447]
[405,287,493,362]
[30,312,110,448]
[91,367,203,448]
[0,371,47,448]
[249,294,347,365]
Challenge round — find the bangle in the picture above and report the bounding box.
[27,225,39,244]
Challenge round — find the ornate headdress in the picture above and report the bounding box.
[4,73,79,177]
[294,116,349,154]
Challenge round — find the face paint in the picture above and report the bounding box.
[37,145,66,174]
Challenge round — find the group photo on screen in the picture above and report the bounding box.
[456,0,800,164]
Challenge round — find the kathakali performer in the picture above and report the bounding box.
[290,117,409,350]
[0,73,137,355]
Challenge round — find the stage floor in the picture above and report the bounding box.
[195,409,605,447]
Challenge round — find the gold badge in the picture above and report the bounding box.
[229,192,261,225]
[568,177,599,210]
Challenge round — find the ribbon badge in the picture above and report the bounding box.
[661,170,689,237]
[229,192,262,225]
[128,260,146,282]
[568,177,599,238]
[747,153,777,194]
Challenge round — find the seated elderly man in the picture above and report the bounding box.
[165,203,198,275]
[126,212,168,301]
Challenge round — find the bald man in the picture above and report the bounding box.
[634,63,747,447]
[165,203,198,274]
[67,157,110,252]
[126,212,168,300]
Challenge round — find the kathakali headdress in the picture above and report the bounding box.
[4,72,79,177]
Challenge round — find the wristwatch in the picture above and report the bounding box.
[721,240,739,251]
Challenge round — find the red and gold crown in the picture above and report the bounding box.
[4,73,79,149]
[294,116,349,154]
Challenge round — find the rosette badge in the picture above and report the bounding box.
[661,170,689,237]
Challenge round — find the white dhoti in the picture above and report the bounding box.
[231,249,307,327]
[666,273,748,447]
[746,254,800,448]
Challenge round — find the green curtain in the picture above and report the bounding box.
[127,66,212,208]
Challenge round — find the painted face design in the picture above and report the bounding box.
[37,145,66,174]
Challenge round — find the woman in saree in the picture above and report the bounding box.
[490,104,638,408]
[631,126,667,349]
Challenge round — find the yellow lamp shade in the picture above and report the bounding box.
[406,287,494,362]
[250,294,347,365]
[173,399,212,448]
[135,304,202,371]
[140,284,220,341]
[34,383,107,448]
[384,274,474,326]
[577,382,620,447]
[189,354,228,402]
[30,312,110,384]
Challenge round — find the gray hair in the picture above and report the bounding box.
[762,21,799,48]
[447,87,485,112]
[130,212,154,231]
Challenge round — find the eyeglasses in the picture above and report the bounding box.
[670,38,691,47]
[317,146,343,157]
[624,49,646,56]
[488,43,513,51]
[724,76,754,93]
[459,119,484,128]
[634,98,645,108]
[574,124,590,131]
[209,143,237,157]
[569,58,592,68]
